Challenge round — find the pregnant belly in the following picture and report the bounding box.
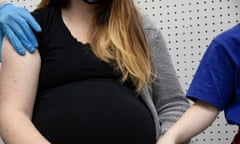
[32,79,155,144]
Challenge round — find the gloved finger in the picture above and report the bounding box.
[0,32,3,62]
[20,9,42,32]
[8,15,34,50]
[0,30,3,48]
[14,15,38,52]
[4,25,25,55]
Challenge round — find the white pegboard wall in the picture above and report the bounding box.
[134,0,239,144]
[0,0,239,144]
[135,0,240,92]
[8,0,40,11]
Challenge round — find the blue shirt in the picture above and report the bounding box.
[187,24,240,126]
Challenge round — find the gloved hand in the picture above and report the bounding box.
[0,3,41,60]
[0,30,2,62]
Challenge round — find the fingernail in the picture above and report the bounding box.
[34,42,38,49]
[30,47,36,53]
[37,26,42,32]
[27,44,33,51]
[20,50,25,56]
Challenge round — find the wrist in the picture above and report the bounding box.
[0,3,11,10]
[0,1,6,5]
[162,129,180,143]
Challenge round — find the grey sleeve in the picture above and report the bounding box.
[143,18,190,135]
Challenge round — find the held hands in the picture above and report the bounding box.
[0,3,41,60]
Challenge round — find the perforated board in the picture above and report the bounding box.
[134,1,239,143]
[0,0,239,144]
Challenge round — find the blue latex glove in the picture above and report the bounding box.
[0,29,2,62]
[0,3,41,60]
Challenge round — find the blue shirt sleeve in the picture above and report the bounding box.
[187,39,234,110]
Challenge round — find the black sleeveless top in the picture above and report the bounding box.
[31,6,155,144]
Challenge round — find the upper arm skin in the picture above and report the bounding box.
[0,37,41,118]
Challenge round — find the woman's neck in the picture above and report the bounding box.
[61,0,97,44]
[62,0,96,23]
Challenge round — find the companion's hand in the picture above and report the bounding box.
[0,3,41,60]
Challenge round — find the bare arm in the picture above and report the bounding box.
[157,100,219,144]
[0,38,50,144]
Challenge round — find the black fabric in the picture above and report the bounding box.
[31,6,155,144]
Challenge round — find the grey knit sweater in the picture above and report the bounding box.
[139,15,190,140]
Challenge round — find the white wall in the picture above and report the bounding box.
[1,0,239,143]
[135,0,239,143]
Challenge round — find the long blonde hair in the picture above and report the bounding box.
[38,0,154,93]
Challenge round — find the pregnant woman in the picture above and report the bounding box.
[0,0,189,143]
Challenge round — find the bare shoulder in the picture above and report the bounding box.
[0,37,41,117]
[2,37,41,66]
